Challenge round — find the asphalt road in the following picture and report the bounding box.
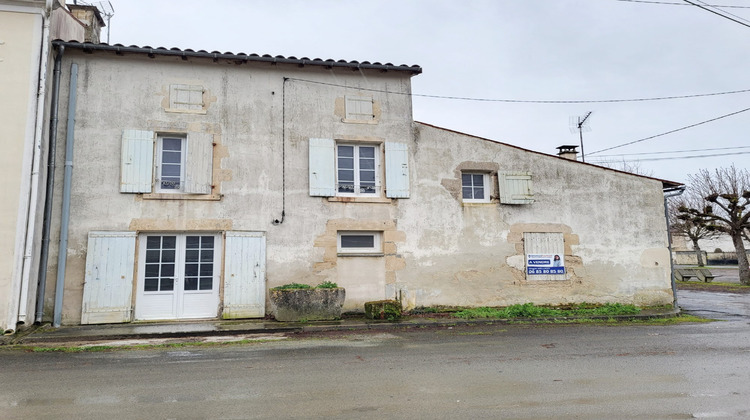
[2,291,749,420]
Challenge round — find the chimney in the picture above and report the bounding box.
[67,3,105,43]
[556,145,579,161]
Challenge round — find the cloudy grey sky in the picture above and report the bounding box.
[103,0,750,184]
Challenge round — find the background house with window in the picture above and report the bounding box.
[29,34,679,327]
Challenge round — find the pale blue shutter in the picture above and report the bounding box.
[499,172,534,204]
[309,138,335,196]
[184,132,214,194]
[223,231,266,319]
[81,231,136,324]
[385,142,410,198]
[120,129,154,193]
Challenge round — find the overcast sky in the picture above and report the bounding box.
[102,0,750,184]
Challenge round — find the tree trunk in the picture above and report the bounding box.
[731,232,750,285]
[691,238,705,267]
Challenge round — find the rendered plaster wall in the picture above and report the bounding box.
[391,123,673,309]
[0,8,42,332]
[46,50,414,323]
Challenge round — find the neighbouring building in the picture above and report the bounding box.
[0,0,88,334]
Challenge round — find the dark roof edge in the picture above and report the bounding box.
[51,40,423,75]
[415,121,684,189]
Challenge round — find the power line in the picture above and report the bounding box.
[589,150,750,163]
[587,105,750,155]
[615,0,750,8]
[593,145,750,158]
[694,0,750,25]
[287,78,750,104]
[682,0,750,28]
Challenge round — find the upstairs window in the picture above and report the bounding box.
[462,172,490,203]
[157,135,186,192]
[308,138,409,199]
[168,84,206,113]
[120,129,214,196]
[337,144,378,196]
[345,95,375,122]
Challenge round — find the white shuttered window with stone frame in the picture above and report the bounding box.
[308,138,410,199]
[120,129,213,195]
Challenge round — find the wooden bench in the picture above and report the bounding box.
[674,268,715,283]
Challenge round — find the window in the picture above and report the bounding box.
[345,95,374,122]
[524,232,566,280]
[157,135,186,192]
[308,138,410,199]
[338,231,382,254]
[168,84,205,113]
[462,172,490,203]
[499,172,534,204]
[337,144,379,196]
[120,129,214,196]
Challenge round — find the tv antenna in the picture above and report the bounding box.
[569,111,592,162]
[93,1,115,44]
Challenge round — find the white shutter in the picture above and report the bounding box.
[120,129,154,193]
[223,231,266,319]
[385,142,410,198]
[499,172,534,204]
[170,84,204,111]
[81,231,136,324]
[345,95,374,121]
[308,138,336,196]
[524,232,566,281]
[184,132,214,194]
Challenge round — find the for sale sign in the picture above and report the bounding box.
[526,254,565,275]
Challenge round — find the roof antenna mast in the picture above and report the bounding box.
[570,111,593,162]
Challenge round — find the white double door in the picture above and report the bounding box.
[135,233,221,320]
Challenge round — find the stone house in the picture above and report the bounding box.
[7,28,681,329]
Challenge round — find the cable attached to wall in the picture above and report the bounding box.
[273,77,288,225]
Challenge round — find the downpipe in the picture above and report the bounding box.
[17,5,51,326]
[52,62,78,328]
[35,44,64,324]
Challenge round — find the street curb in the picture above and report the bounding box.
[2,308,682,347]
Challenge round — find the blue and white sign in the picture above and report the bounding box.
[526,253,565,275]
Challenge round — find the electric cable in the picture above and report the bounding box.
[285,77,750,104]
[587,105,750,155]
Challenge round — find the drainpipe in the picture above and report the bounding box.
[52,62,78,328]
[18,2,52,325]
[35,44,64,324]
[663,185,686,307]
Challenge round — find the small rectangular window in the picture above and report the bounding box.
[461,172,490,203]
[157,135,186,192]
[169,84,205,112]
[338,231,382,254]
[345,95,374,121]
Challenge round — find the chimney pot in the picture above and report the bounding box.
[556,145,579,161]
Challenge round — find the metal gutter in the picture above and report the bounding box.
[50,41,423,75]
[35,44,64,324]
[52,62,78,328]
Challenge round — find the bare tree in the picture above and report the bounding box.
[669,189,719,267]
[678,165,750,285]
